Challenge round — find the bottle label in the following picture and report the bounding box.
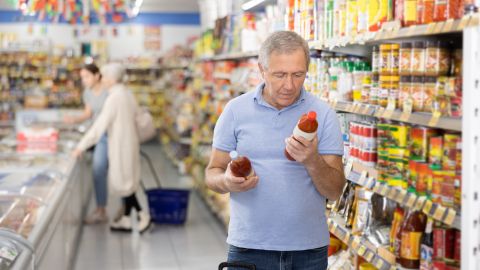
[401,231,422,260]
[293,125,317,141]
[420,244,433,270]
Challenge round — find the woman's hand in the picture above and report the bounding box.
[72,148,83,159]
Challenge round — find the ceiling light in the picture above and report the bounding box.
[241,0,265,11]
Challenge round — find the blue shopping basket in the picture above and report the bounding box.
[140,151,190,225]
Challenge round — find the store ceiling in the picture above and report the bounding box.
[0,0,199,13]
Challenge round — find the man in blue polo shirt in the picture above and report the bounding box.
[205,31,346,269]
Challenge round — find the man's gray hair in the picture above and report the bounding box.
[259,31,310,70]
[101,62,125,83]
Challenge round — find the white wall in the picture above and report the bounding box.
[0,23,201,60]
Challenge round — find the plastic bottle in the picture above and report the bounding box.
[399,209,427,269]
[285,111,318,161]
[229,151,253,178]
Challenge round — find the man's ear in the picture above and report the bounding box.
[258,63,265,80]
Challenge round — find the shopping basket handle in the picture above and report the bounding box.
[218,262,256,270]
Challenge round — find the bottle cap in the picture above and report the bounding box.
[307,111,317,120]
[229,151,239,160]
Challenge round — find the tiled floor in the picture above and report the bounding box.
[73,144,228,270]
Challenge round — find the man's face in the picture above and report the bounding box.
[259,49,307,110]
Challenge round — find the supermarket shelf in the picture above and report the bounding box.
[345,159,461,230]
[197,51,258,62]
[327,215,396,270]
[310,14,480,50]
[330,100,462,132]
[161,64,189,70]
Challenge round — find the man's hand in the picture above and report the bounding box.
[223,164,259,193]
[72,148,83,159]
[285,135,319,165]
[63,115,76,124]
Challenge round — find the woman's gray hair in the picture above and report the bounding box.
[258,31,310,70]
[101,62,125,83]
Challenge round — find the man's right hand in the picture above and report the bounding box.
[223,164,259,193]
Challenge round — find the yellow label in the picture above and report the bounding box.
[428,111,442,126]
[375,259,384,269]
[365,251,374,261]
[423,200,433,214]
[433,205,447,220]
[400,232,422,260]
[396,189,408,202]
[404,0,417,22]
[406,193,417,208]
[444,208,456,225]
[358,245,367,256]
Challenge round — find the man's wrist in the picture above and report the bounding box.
[304,154,326,170]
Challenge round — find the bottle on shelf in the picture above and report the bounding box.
[229,151,253,178]
[420,218,434,270]
[285,111,318,161]
[399,208,427,269]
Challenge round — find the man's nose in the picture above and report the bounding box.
[283,75,294,90]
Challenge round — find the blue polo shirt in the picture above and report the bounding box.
[213,83,343,251]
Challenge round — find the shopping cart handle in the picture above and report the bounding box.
[218,262,256,270]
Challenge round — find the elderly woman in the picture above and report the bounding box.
[73,63,150,233]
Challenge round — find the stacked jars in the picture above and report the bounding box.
[349,121,378,167]
[378,44,400,108]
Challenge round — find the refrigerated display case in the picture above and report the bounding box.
[0,109,93,270]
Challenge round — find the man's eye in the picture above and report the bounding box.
[274,73,285,78]
[294,73,305,78]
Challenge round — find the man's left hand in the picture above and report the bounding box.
[285,135,319,165]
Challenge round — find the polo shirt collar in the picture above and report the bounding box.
[253,83,306,111]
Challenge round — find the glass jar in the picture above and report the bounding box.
[438,41,451,76]
[390,75,400,108]
[399,76,412,105]
[411,41,425,76]
[380,44,392,75]
[391,44,400,75]
[423,76,437,112]
[425,41,439,76]
[379,75,391,107]
[412,76,425,111]
[372,45,380,74]
[399,42,413,76]
[370,74,380,105]
[362,75,372,103]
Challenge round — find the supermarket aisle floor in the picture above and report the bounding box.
[73,143,228,270]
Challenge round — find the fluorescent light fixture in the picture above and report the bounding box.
[131,0,143,17]
[241,0,265,11]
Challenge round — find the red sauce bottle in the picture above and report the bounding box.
[285,111,318,161]
[229,151,253,178]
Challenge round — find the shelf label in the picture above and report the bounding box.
[467,13,480,28]
[358,245,367,256]
[405,193,417,208]
[373,183,382,193]
[458,15,472,30]
[375,258,385,269]
[387,188,398,200]
[426,23,437,34]
[443,19,455,32]
[362,104,371,115]
[352,236,361,249]
[433,205,447,221]
[395,189,408,203]
[416,196,427,210]
[375,107,386,118]
[365,250,375,262]
[344,158,354,178]
[423,200,433,214]
[400,98,413,121]
[444,208,457,225]
[358,171,368,186]
[346,103,355,112]
[383,97,396,119]
[434,22,445,33]
[428,111,442,126]
[332,98,338,108]
[406,25,417,36]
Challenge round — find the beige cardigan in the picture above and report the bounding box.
[77,84,141,197]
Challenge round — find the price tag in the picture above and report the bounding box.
[375,259,384,269]
[400,98,413,121]
[405,193,417,208]
[406,25,417,36]
[467,13,480,28]
[433,205,447,221]
[433,22,445,33]
[358,171,368,186]
[443,19,455,32]
[352,236,361,249]
[366,176,376,189]
[426,23,437,34]
[416,196,427,210]
[396,189,408,203]
[362,104,371,115]
[346,103,355,112]
[358,244,367,256]
[344,232,351,243]
[458,15,472,30]
[387,188,398,200]
[383,98,396,119]
[444,208,457,225]
[375,107,386,118]
[365,251,375,262]
[423,200,433,215]
[428,111,442,127]
[344,158,354,178]
[332,98,338,108]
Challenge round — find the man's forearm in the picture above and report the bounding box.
[304,155,346,201]
[205,168,229,194]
